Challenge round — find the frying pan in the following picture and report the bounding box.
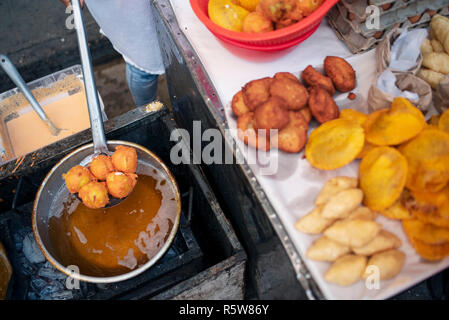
[32,0,181,283]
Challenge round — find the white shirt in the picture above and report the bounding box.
[85,0,165,74]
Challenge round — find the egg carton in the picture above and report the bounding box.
[339,0,411,22]
[335,0,449,37]
[328,5,449,53]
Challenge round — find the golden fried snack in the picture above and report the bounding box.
[324,219,382,248]
[364,98,426,146]
[269,77,309,110]
[299,107,312,123]
[106,172,138,199]
[242,77,272,110]
[78,181,109,209]
[431,39,445,52]
[237,112,271,151]
[274,72,299,83]
[405,187,449,228]
[403,219,449,245]
[259,0,297,22]
[399,129,449,192]
[417,68,445,90]
[356,140,376,159]
[363,249,405,280]
[325,254,367,286]
[242,11,274,33]
[274,111,308,153]
[421,38,434,55]
[296,0,324,16]
[422,52,449,74]
[275,19,297,29]
[339,108,367,127]
[359,147,408,211]
[254,97,290,130]
[324,56,356,93]
[439,108,449,134]
[90,155,114,181]
[321,188,364,219]
[231,90,250,117]
[347,206,378,221]
[306,236,350,262]
[295,206,336,234]
[408,236,449,261]
[308,86,339,123]
[315,176,358,206]
[381,199,413,220]
[353,230,402,256]
[63,165,95,194]
[301,65,335,95]
[112,146,138,174]
[306,119,365,170]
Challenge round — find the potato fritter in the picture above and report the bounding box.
[242,77,272,110]
[269,77,308,110]
[299,107,312,123]
[237,112,271,150]
[308,86,339,123]
[231,90,250,116]
[302,65,335,95]
[324,56,356,93]
[275,111,308,153]
[254,97,290,130]
[242,12,274,33]
[274,72,299,82]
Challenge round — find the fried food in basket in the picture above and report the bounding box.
[305,119,365,170]
[242,11,274,33]
[238,0,262,11]
[359,147,408,211]
[403,219,449,245]
[352,230,402,256]
[259,0,296,22]
[439,108,449,134]
[315,176,358,206]
[320,188,364,219]
[306,236,350,262]
[324,56,356,93]
[237,112,271,150]
[301,65,335,95]
[364,98,426,146]
[308,86,339,123]
[269,77,309,110]
[208,0,250,32]
[295,205,336,234]
[63,165,95,194]
[90,155,115,181]
[296,0,324,16]
[106,172,138,199]
[231,90,250,116]
[324,219,382,248]
[78,181,110,209]
[242,77,272,110]
[324,254,367,286]
[399,129,449,192]
[274,111,308,153]
[363,249,405,280]
[347,206,378,221]
[339,108,367,127]
[112,146,138,174]
[254,96,290,130]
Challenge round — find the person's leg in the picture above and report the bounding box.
[125,62,159,107]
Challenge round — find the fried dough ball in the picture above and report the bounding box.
[111,146,138,174]
[274,111,308,153]
[242,77,272,111]
[237,112,271,151]
[274,72,299,83]
[78,181,109,209]
[90,155,114,181]
[231,90,250,116]
[302,65,335,95]
[275,18,297,29]
[242,12,274,33]
[254,97,290,131]
[324,56,356,93]
[106,172,138,199]
[296,0,324,16]
[299,107,312,123]
[269,77,309,110]
[63,165,95,194]
[259,0,297,22]
[308,86,339,123]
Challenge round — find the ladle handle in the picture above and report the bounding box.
[0,54,60,136]
[72,0,108,154]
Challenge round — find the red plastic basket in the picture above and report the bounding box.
[190,0,340,52]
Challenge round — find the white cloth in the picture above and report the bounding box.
[85,0,165,74]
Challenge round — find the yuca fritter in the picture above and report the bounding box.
[254,97,290,130]
[275,111,308,153]
[302,65,335,95]
[324,56,356,93]
[242,77,272,110]
[269,77,309,110]
[308,86,339,123]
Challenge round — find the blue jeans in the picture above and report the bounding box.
[125,62,159,107]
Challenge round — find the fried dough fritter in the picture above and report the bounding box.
[259,0,297,22]
[324,56,356,93]
[78,181,110,209]
[274,111,308,153]
[111,146,138,174]
[242,77,272,110]
[302,65,335,95]
[237,112,271,151]
[269,77,309,110]
[90,155,114,181]
[296,0,324,16]
[274,72,299,83]
[308,86,339,123]
[231,90,250,116]
[299,107,312,123]
[106,172,137,199]
[254,96,290,131]
[242,11,274,33]
[63,165,95,194]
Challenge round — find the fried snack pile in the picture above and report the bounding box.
[232,56,356,153]
[418,15,449,89]
[63,146,138,209]
[208,0,324,33]
[295,176,405,286]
